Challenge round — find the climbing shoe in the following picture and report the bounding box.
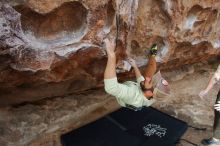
[149,44,158,56]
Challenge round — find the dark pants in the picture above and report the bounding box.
[214,90,220,139]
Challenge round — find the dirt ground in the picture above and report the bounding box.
[159,62,220,146]
[177,127,213,146]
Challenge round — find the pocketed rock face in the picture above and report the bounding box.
[132,0,220,69]
[0,0,111,106]
[0,0,220,106]
[1,1,220,145]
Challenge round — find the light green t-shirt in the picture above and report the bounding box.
[104,76,155,108]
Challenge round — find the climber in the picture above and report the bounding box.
[103,38,170,111]
[199,64,220,146]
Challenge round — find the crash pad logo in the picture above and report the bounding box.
[143,124,167,138]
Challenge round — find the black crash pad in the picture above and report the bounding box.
[61,107,188,146]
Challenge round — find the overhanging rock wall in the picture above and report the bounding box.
[0,0,220,106]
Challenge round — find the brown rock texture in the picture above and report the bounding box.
[0,0,220,106]
[1,1,220,145]
[0,90,120,146]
